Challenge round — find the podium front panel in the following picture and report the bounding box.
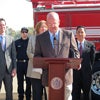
[48,63,65,100]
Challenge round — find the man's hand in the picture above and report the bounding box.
[11,68,16,77]
[77,64,81,70]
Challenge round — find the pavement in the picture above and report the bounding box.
[0,76,83,100]
[0,93,18,100]
[0,76,42,100]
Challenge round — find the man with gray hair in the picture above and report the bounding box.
[34,12,80,100]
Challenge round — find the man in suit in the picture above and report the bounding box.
[0,18,17,100]
[72,26,95,100]
[34,12,80,100]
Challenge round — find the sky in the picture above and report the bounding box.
[0,0,33,30]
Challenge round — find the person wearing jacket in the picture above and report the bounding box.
[27,20,48,100]
[15,27,31,100]
[72,26,95,100]
[34,12,80,100]
[0,18,17,100]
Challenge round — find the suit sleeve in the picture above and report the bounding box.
[34,35,43,57]
[90,43,95,65]
[11,38,17,69]
[27,35,36,59]
[70,32,80,58]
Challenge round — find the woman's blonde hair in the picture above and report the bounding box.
[35,20,48,34]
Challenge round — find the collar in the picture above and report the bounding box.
[49,29,59,40]
[77,39,85,44]
[0,33,6,37]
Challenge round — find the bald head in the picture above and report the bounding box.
[46,12,60,34]
[47,12,60,21]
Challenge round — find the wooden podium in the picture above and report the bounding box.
[33,58,82,100]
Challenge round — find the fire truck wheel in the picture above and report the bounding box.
[91,60,100,100]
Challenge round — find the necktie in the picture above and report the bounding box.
[53,36,58,57]
[79,43,82,56]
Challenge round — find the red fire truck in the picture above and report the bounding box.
[30,0,100,99]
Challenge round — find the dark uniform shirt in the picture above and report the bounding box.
[15,38,29,61]
[15,37,31,100]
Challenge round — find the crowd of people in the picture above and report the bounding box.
[0,11,95,100]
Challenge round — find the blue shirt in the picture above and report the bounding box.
[77,39,85,50]
[0,35,6,51]
[49,30,59,48]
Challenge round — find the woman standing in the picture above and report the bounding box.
[26,20,48,100]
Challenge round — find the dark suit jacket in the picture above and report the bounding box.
[0,35,17,81]
[34,29,80,86]
[77,40,95,71]
[73,40,95,85]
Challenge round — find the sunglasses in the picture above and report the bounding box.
[21,31,28,33]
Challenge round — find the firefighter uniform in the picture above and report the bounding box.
[15,35,31,100]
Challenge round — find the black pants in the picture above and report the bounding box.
[17,62,31,100]
[31,78,43,100]
[72,69,91,100]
